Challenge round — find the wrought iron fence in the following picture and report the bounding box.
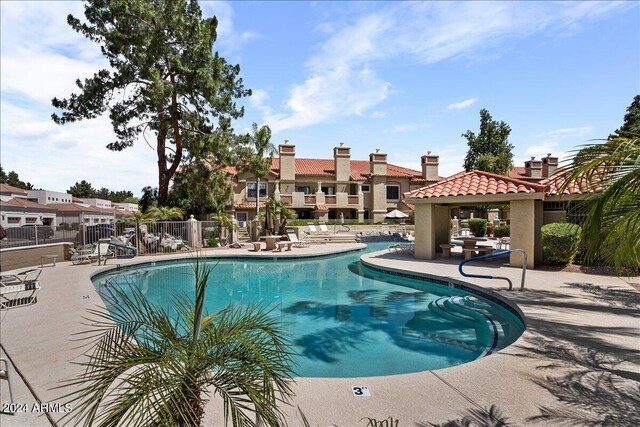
[0,225,78,249]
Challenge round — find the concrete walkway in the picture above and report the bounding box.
[1,244,638,426]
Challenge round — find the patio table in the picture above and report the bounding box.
[260,235,281,251]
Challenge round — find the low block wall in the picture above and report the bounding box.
[0,243,72,272]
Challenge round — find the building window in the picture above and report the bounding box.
[386,185,400,201]
[361,184,370,192]
[321,186,335,195]
[25,217,37,223]
[8,217,21,223]
[247,181,267,199]
[295,186,311,195]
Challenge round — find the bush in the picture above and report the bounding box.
[460,220,470,229]
[542,223,582,264]
[468,219,487,237]
[493,225,510,238]
[207,237,218,247]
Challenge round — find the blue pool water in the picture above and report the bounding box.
[92,243,525,378]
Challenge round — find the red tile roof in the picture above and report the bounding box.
[405,170,545,199]
[47,203,109,214]
[231,158,428,182]
[234,201,266,209]
[507,166,542,181]
[401,200,416,211]
[0,198,57,212]
[539,174,593,195]
[0,183,28,196]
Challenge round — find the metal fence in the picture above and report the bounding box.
[0,225,78,249]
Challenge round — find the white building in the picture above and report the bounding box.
[113,202,139,212]
[81,198,112,209]
[26,190,73,205]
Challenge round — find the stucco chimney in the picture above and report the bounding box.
[542,153,558,177]
[278,140,295,181]
[369,149,387,175]
[334,142,351,182]
[421,151,439,181]
[524,156,542,178]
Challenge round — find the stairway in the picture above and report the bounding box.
[237,227,251,243]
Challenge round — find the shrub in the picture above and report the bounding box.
[460,219,470,229]
[468,219,488,237]
[207,237,218,247]
[493,225,510,238]
[542,223,582,264]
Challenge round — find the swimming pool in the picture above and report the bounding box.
[92,243,525,378]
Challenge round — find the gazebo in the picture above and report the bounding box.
[405,170,550,268]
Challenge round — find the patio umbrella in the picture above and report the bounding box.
[264,202,275,235]
[385,209,409,219]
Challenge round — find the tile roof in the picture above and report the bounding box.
[539,174,593,195]
[0,197,57,212]
[232,158,427,181]
[0,183,28,196]
[234,201,266,209]
[507,166,541,181]
[401,200,416,211]
[405,170,545,199]
[47,203,112,214]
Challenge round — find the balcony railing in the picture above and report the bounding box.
[304,195,316,205]
[347,195,359,205]
[278,192,360,208]
[280,195,292,204]
[325,195,336,205]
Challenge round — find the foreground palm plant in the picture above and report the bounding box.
[60,257,296,426]
[556,137,640,275]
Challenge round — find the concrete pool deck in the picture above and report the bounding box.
[1,243,638,426]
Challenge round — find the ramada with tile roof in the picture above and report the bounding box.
[404,156,593,268]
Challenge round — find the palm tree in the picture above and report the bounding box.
[244,124,277,224]
[557,137,639,275]
[145,206,186,221]
[60,257,295,426]
[267,198,298,233]
[214,212,238,244]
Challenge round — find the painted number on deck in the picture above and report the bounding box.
[352,386,370,397]
[82,294,91,300]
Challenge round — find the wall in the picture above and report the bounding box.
[0,243,72,272]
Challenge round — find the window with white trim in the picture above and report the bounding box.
[247,181,267,198]
[386,185,400,201]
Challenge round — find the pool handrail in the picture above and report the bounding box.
[458,249,527,291]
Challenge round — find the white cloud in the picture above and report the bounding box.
[262,1,631,134]
[446,97,479,111]
[199,2,263,54]
[517,125,593,166]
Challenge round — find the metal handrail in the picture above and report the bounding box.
[458,249,527,291]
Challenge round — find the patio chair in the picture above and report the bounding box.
[497,237,510,250]
[71,242,114,265]
[0,268,42,286]
[1,275,41,314]
[307,223,320,235]
[286,228,310,248]
[318,223,331,234]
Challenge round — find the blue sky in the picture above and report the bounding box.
[1,1,638,196]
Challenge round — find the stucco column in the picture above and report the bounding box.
[414,204,449,259]
[509,199,542,268]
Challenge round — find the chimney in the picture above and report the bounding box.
[421,151,439,181]
[334,142,351,182]
[542,153,558,177]
[524,156,542,178]
[369,149,387,175]
[278,140,296,181]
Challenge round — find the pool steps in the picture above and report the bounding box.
[428,295,500,357]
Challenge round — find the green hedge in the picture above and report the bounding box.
[542,223,582,264]
[468,219,487,237]
[460,219,470,229]
[493,225,510,238]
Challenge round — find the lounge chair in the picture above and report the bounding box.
[1,270,42,314]
[318,223,331,234]
[71,242,114,265]
[307,223,320,235]
[286,228,310,248]
[389,243,415,256]
[0,268,42,286]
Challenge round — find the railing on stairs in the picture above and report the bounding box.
[458,249,527,291]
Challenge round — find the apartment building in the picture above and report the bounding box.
[229,142,439,223]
